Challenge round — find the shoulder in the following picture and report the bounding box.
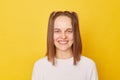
[79,56,96,67]
[80,56,98,79]
[33,56,49,67]
[81,56,95,63]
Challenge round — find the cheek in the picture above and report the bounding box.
[53,34,59,41]
[68,34,74,41]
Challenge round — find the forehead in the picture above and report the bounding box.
[54,16,72,29]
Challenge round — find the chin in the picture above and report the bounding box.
[56,46,71,51]
[55,43,73,51]
[59,48,68,51]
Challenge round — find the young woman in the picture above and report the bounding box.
[32,11,98,80]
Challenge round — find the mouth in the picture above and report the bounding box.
[58,41,68,45]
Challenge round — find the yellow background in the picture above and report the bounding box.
[0,0,120,80]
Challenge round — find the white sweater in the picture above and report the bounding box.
[32,56,98,80]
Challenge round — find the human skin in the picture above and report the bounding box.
[53,16,74,59]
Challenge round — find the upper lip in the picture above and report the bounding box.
[58,40,68,42]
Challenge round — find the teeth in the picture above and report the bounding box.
[59,41,68,44]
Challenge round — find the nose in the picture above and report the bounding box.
[61,32,66,39]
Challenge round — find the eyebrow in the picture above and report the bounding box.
[54,28,60,30]
[54,28,72,30]
[66,28,73,30]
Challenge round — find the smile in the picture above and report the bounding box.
[58,41,68,45]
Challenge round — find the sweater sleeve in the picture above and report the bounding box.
[32,63,44,80]
[89,62,98,80]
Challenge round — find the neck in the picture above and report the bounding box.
[56,49,73,59]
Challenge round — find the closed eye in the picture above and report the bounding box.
[67,30,73,33]
[66,29,73,33]
[54,30,61,33]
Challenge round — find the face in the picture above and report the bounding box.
[53,16,73,52]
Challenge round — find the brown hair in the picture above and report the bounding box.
[46,11,82,65]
